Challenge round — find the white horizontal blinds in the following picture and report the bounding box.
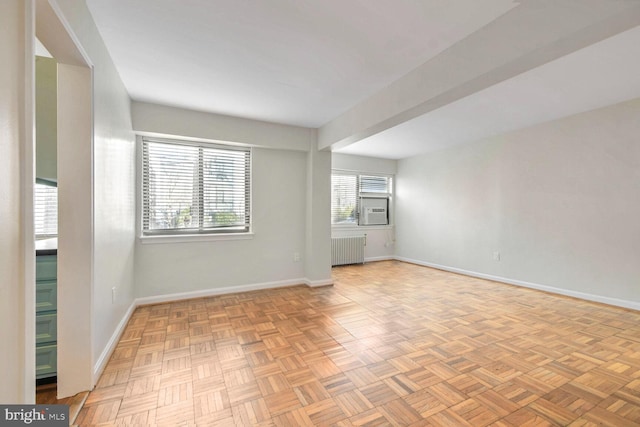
[34,181,58,237]
[142,138,250,234]
[331,173,358,224]
[143,141,199,233]
[360,175,390,195]
[201,146,250,230]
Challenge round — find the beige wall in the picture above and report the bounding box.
[396,97,640,308]
[0,0,34,403]
[135,148,310,296]
[132,102,333,295]
[133,101,315,151]
[56,62,93,396]
[54,0,137,388]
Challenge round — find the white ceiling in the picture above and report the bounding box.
[339,25,640,159]
[86,1,640,160]
[86,0,517,127]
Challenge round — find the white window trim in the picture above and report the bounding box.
[136,135,254,242]
[139,232,255,244]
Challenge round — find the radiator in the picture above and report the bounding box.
[331,236,365,266]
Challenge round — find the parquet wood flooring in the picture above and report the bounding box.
[36,383,88,425]
[77,261,640,426]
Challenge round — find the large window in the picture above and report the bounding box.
[331,172,392,226]
[142,137,251,235]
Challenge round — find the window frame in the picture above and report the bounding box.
[138,136,253,242]
[331,170,393,228]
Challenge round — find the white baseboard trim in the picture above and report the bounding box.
[304,278,334,287]
[395,256,640,311]
[135,278,310,306]
[93,300,136,384]
[364,256,395,263]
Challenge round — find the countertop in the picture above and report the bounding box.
[36,237,57,256]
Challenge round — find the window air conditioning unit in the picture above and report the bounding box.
[360,198,388,225]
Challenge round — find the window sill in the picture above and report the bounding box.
[139,232,254,245]
[331,224,394,231]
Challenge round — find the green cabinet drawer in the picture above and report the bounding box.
[36,255,57,280]
[36,313,57,344]
[36,344,57,379]
[36,280,57,313]
[35,254,57,380]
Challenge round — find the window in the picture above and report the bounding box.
[142,137,251,236]
[34,179,58,238]
[331,172,392,226]
[331,174,358,225]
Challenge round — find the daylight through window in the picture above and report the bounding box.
[142,138,251,235]
[331,172,392,226]
[34,180,58,238]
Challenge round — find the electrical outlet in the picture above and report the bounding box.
[293,252,300,262]
[112,287,116,303]
[493,251,501,261]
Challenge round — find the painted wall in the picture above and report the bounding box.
[332,152,397,176]
[0,0,34,403]
[132,102,333,294]
[305,147,332,284]
[133,101,315,152]
[35,55,57,181]
[396,98,640,308]
[56,62,94,395]
[54,0,136,383]
[331,153,397,261]
[135,148,308,297]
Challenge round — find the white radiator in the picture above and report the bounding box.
[331,236,365,266]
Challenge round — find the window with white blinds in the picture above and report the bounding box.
[360,175,391,194]
[331,174,358,225]
[331,172,392,225]
[34,180,58,238]
[142,138,251,235]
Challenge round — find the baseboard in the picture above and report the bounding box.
[93,300,136,384]
[135,278,310,306]
[364,256,395,263]
[395,256,640,311]
[304,278,334,288]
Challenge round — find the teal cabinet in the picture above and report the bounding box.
[36,280,57,312]
[36,254,57,379]
[36,256,57,280]
[36,345,57,378]
[35,313,57,344]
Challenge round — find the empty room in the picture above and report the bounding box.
[2,0,640,425]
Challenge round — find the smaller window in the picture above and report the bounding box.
[331,173,358,225]
[331,172,392,226]
[34,179,58,238]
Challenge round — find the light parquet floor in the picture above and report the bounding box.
[36,383,88,425]
[77,261,640,426]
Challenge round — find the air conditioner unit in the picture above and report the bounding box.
[360,198,388,225]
